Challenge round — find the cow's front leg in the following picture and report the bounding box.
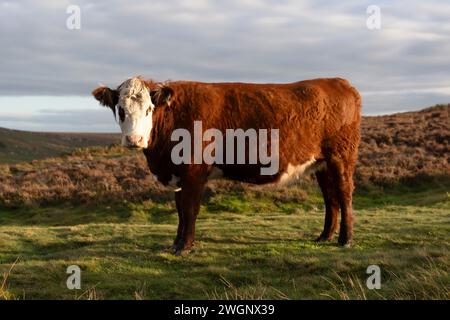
[175,178,206,256]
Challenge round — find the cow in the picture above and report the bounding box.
[92,76,361,255]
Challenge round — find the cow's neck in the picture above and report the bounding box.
[143,104,177,185]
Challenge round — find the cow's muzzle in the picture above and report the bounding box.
[124,135,146,149]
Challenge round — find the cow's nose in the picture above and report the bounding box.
[125,135,144,148]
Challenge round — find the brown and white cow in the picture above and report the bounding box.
[92,77,361,255]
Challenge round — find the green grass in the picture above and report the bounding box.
[0,184,449,300]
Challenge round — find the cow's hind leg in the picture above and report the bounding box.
[315,169,339,241]
[323,121,359,247]
[328,157,355,247]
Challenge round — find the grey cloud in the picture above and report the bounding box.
[0,0,449,114]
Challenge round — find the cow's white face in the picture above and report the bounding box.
[92,77,173,149]
[116,78,154,148]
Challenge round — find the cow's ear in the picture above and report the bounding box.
[92,86,119,110]
[150,85,174,108]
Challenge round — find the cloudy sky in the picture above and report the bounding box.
[0,0,449,132]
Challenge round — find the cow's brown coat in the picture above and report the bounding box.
[93,77,361,254]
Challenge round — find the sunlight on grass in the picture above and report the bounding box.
[0,183,449,300]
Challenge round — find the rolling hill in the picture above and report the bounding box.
[0,127,120,163]
[0,103,448,207]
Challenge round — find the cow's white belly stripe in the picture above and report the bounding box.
[279,157,326,184]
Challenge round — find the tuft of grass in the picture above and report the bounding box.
[205,276,290,300]
[0,257,20,300]
[321,272,379,300]
[321,257,450,300]
[388,258,450,300]
[75,284,102,300]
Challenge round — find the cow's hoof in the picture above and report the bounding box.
[174,249,192,256]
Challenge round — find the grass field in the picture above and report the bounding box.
[0,105,448,299]
[1,180,448,300]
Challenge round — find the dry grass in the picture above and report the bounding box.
[206,276,290,300]
[357,104,449,186]
[321,257,450,300]
[0,257,20,300]
[75,284,102,300]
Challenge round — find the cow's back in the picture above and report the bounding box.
[164,78,361,183]
[171,78,360,132]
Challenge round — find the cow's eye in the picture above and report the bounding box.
[146,107,152,116]
[118,107,125,122]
